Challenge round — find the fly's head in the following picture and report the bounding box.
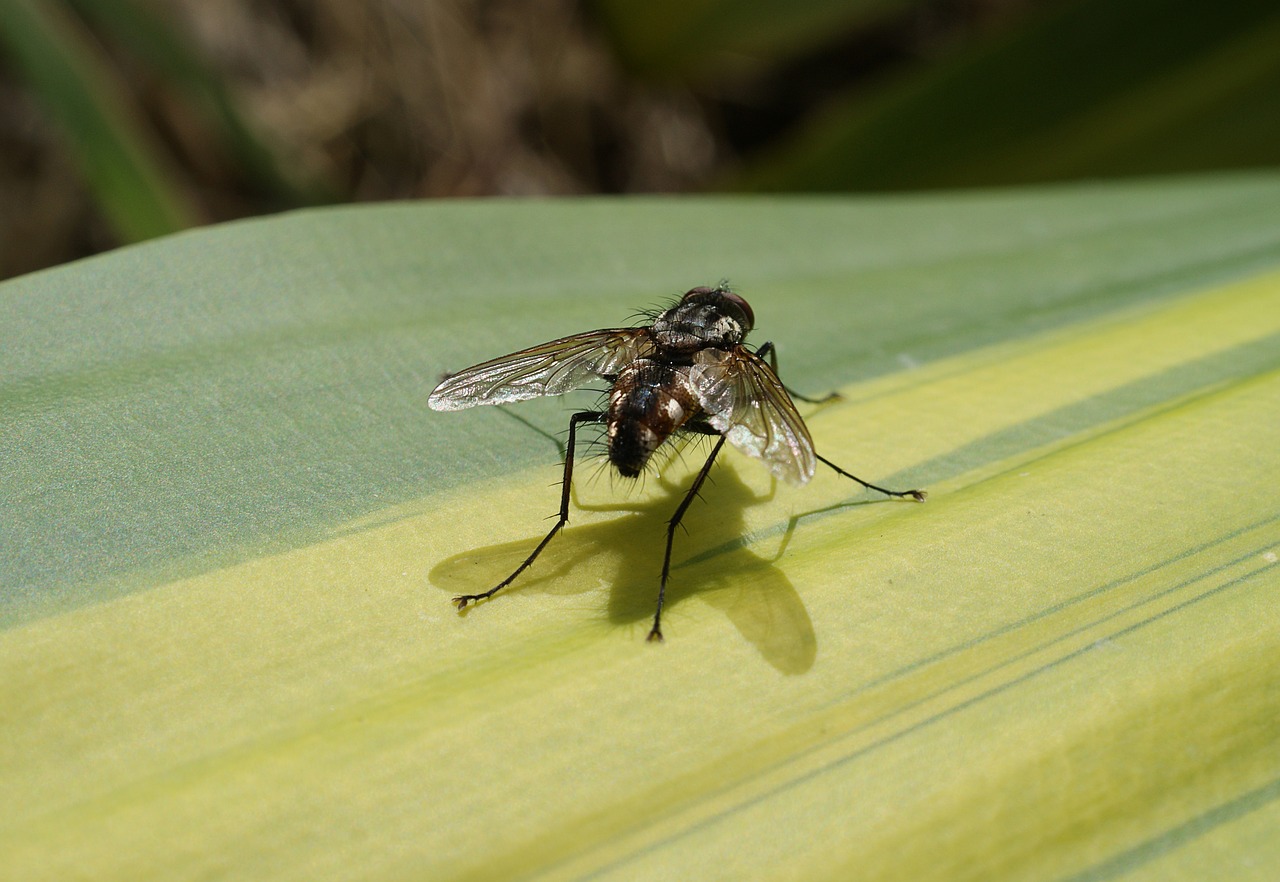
[653,285,755,353]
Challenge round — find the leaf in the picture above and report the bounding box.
[3,174,1280,879]
[63,0,336,207]
[587,0,911,78]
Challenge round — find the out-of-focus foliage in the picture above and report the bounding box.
[0,0,710,277]
[0,0,201,243]
[3,0,1278,279]
[725,0,1280,190]
[588,0,916,77]
[65,0,333,207]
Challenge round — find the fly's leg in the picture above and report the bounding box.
[755,341,839,405]
[453,410,606,611]
[649,428,726,642]
[758,342,925,501]
[817,454,927,502]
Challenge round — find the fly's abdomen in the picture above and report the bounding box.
[607,361,698,477]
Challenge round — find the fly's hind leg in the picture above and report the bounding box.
[817,454,926,502]
[453,410,606,611]
[756,342,925,501]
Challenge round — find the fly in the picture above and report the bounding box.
[428,283,925,641]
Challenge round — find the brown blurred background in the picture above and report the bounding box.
[2,0,1278,280]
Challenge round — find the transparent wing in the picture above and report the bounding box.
[428,328,655,411]
[689,348,817,485]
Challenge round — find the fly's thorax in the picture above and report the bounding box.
[651,295,751,354]
[606,360,702,477]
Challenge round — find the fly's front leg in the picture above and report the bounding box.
[756,341,839,405]
[453,410,606,610]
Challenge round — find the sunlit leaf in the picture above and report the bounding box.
[2,173,1279,879]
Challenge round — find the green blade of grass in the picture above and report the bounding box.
[0,0,200,243]
[64,0,336,207]
[2,174,1279,879]
[588,0,911,78]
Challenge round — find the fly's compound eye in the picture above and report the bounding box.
[719,290,754,331]
[681,285,755,332]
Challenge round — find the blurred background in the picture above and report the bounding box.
[2,0,1278,281]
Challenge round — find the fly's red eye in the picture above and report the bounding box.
[720,290,754,330]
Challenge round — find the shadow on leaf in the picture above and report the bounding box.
[428,460,820,674]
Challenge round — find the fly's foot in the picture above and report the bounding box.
[646,627,665,643]
[788,389,842,406]
[453,594,482,611]
[878,487,927,502]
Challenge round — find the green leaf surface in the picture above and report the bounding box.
[3,174,1280,879]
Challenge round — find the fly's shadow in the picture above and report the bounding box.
[428,458,819,675]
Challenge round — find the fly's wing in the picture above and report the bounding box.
[428,328,655,411]
[689,348,817,485]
